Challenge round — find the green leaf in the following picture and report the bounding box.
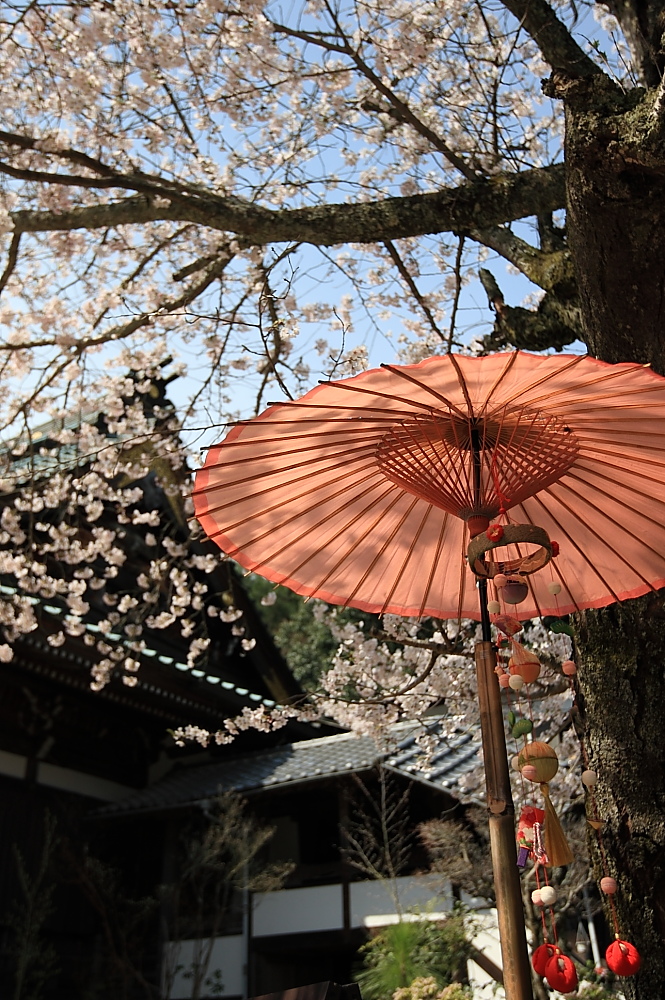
[512,718,533,738]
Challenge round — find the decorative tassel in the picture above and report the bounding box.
[509,638,541,682]
[540,782,574,867]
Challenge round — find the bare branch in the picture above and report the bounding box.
[478,267,583,354]
[0,243,235,354]
[447,235,465,350]
[601,0,665,88]
[254,262,296,411]
[270,18,478,180]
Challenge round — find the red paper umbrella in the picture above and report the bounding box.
[194,352,665,621]
[194,351,665,1000]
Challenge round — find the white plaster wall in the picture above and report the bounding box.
[466,907,505,1000]
[351,875,451,927]
[251,874,451,937]
[252,883,344,936]
[164,935,244,999]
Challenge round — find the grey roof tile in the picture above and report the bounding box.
[98,724,481,817]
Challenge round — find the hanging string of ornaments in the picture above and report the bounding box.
[467,516,641,995]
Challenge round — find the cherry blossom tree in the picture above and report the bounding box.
[1,2,665,995]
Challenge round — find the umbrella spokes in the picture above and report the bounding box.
[375,403,579,524]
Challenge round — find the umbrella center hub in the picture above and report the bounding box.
[375,406,579,518]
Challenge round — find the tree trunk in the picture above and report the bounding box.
[560,74,665,998]
[575,599,665,998]
[563,77,665,371]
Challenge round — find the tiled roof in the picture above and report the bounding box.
[98,723,481,817]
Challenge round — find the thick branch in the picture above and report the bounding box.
[11,164,566,247]
[500,0,604,78]
[478,268,583,354]
[0,232,20,296]
[468,224,573,292]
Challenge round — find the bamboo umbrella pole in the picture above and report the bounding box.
[475,612,533,1000]
[471,422,533,1000]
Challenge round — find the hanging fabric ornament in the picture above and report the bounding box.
[544,952,579,993]
[518,742,574,866]
[539,885,557,906]
[509,638,541,682]
[516,805,544,868]
[518,741,558,783]
[531,942,557,976]
[493,613,522,636]
[540,781,574,867]
[532,821,548,867]
[511,716,533,738]
[606,939,642,977]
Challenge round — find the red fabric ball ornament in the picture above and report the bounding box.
[531,943,556,976]
[498,673,510,688]
[562,659,577,676]
[606,940,641,977]
[551,540,560,557]
[487,523,504,542]
[545,953,578,993]
[600,876,617,894]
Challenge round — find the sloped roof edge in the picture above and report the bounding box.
[96,723,481,818]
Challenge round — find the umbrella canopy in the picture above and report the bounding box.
[194,352,665,621]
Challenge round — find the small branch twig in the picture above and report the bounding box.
[383,240,446,342]
[0,232,20,296]
[447,235,465,350]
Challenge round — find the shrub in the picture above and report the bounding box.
[355,912,472,1000]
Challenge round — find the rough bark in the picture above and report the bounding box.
[556,68,665,999]
[575,599,665,999]
[558,74,665,370]
[478,269,583,353]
